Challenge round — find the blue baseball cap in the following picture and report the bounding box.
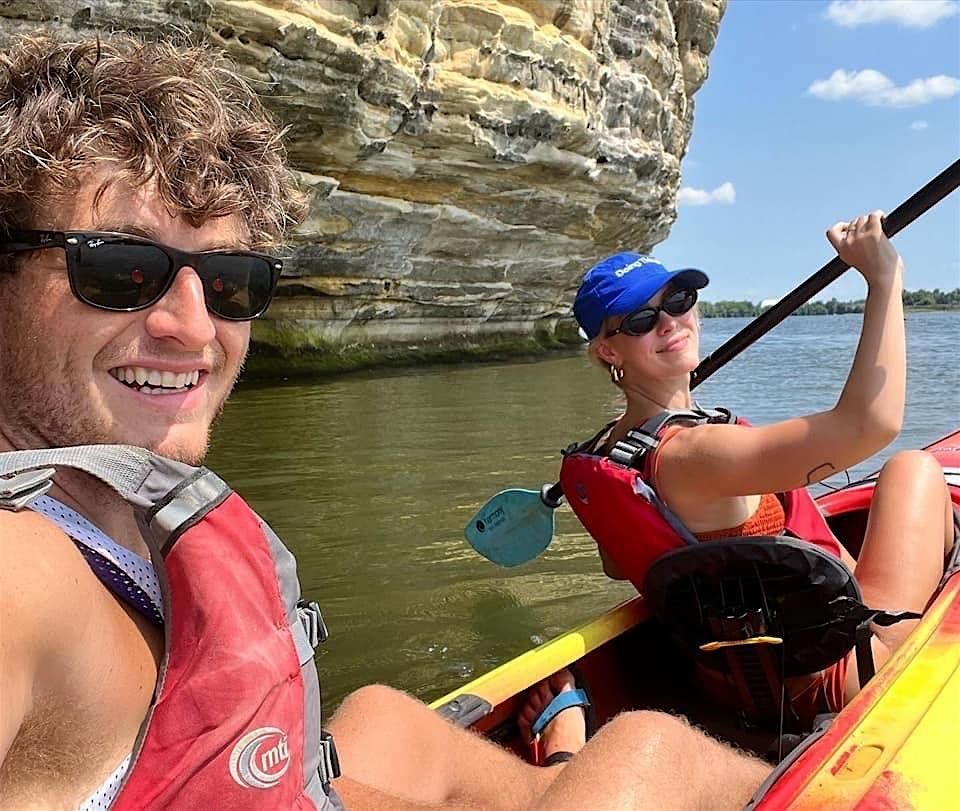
[573,252,709,340]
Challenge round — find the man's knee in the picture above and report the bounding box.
[604,709,690,734]
[331,683,418,728]
[596,710,764,766]
[594,710,695,757]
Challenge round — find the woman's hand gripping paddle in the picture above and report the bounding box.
[464,158,960,567]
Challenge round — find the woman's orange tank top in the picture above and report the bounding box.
[693,492,786,540]
[649,426,787,540]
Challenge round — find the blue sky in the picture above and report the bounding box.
[654,0,960,302]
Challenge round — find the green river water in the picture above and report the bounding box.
[206,311,958,710]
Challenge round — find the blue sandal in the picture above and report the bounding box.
[529,688,590,766]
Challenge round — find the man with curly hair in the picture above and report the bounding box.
[0,31,768,810]
[0,32,335,809]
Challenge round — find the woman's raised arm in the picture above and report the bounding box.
[657,211,905,501]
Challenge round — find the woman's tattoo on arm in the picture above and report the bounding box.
[806,462,837,485]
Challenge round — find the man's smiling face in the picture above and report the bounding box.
[0,170,251,463]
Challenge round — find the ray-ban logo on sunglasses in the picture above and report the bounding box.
[87,238,105,248]
[614,255,652,277]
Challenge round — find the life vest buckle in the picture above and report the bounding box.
[318,729,341,785]
[609,430,658,469]
[0,468,55,511]
[297,599,329,647]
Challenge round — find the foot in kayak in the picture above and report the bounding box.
[518,669,588,766]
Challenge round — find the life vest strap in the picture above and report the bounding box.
[831,600,923,687]
[0,468,55,511]
[562,420,618,457]
[719,645,786,723]
[562,406,735,463]
[703,607,796,725]
[600,406,735,471]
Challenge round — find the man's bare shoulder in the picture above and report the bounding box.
[1,506,87,563]
[0,509,101,764]
[0,509,100,636]
[0,510,153,801]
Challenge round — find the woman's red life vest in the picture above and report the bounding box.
[558,408,843,592]
[0,446,342,810]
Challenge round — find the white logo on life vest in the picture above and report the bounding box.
[228,727,291,790]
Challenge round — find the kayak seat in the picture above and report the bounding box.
[641,536,917,729]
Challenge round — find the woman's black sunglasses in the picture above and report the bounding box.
[0,230,283,321]
[606,288,699,337]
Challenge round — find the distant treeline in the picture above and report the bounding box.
[700,288,960,318]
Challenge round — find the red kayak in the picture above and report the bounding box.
[435,428,960,808]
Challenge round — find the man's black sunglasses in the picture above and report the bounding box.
[606,288,699,337]
[0,230,283,321]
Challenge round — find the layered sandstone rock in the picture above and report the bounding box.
[0,0,725,362]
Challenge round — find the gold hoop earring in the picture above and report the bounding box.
[609,364,624,384]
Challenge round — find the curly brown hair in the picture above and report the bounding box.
[0,32,306,253]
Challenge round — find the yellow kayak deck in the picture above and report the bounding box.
[752,572,960,809]
[431,573,960,808]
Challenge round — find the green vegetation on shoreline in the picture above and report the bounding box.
[700,288,959,318]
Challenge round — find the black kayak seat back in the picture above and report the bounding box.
[641,536,864,677]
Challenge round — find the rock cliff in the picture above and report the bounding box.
[0,0,725,367]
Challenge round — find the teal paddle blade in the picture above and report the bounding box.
[464,488,556,567]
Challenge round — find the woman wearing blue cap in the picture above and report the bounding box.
[560,211,954,723]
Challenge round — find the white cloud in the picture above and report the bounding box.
[910,120,930,130]
[825,0,959,28]
[678,182,736,207]
[807,69,960,107]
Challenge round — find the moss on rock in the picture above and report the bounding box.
[243,320,583,381]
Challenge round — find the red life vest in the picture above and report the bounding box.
[559,408,843,592]
[0,446,342,810]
